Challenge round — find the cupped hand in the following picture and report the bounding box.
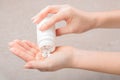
[9,40,74,71]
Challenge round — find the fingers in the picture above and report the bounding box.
[24,61,44,69]
[22,41,44,60]
[40,12,66,31]
[24,40,40,52]
[56,26,71,36]
[24,60,52,71]
[9,40,36,57]
[24,58,59,72]
[18,40,32,51]
[35,53,45,60]
[32,5,60,24]
[9,40,28,53]
[9,40,40,62]
[9,47,34,62]
[17,40,36,56]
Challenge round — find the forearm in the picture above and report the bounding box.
[94,10,120,28]
[72,48,120,74]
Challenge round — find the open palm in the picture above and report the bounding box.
[9,40,74,71]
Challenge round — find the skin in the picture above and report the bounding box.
[9,5,120,74]
[9,40,74,71]
[32,4,97,36]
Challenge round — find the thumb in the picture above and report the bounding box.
[40,12,65,31]
[24,60,44,69]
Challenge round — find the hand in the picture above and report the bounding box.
[9,40,74,71]
[32,4,97,36]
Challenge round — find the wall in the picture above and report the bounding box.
[0,0,120,80]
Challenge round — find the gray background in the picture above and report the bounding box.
[0,0,120,80]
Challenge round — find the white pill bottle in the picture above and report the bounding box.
[36,18,56,57]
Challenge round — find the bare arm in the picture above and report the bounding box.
[9,5,120,75]
[72,48,120,75]
[9,40,120,74]
[95,11,120,28]
[32,5,120,36]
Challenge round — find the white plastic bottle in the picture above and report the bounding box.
[36,18,56,58]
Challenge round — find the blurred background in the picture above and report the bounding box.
[0,0,120,80]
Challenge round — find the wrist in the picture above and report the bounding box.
[70,47,84,68]
[88,12,100,29]
[91,12,107,28]
[81,11,99,30]
[70,48,91,69]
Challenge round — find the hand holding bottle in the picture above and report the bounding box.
[32,4,97,36]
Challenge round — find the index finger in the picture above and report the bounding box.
[32,5,61,24]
